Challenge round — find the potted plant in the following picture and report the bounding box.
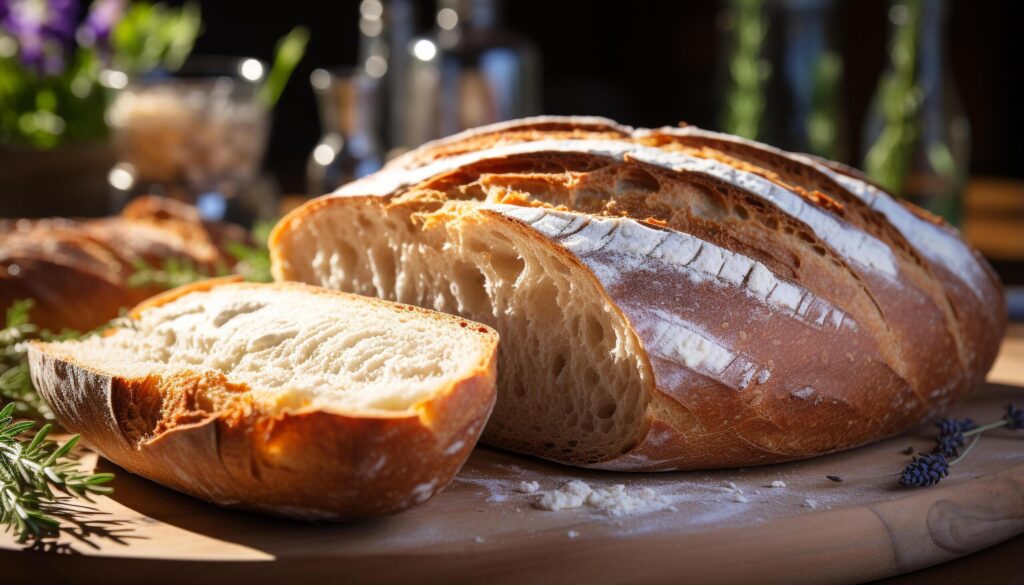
[0,0,200,218]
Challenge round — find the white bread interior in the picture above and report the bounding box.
[276,201,652,465]
[44,282,495,416]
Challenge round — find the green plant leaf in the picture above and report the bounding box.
[258,26,310,108]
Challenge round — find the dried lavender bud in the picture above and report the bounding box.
[933,419,966,456]
[936,418,975,435]
[935,433,965,457]
[899,453,949,487]
[901,446,914,455]
[826,475,842,482]
[1006,404,1024,431]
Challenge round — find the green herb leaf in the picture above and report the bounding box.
[258,26,310,108]
[0,402,115,541]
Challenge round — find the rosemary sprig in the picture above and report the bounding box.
[0,300,133,422]
[0,301,49,421]
[0,402,115,542]
[227,220,274,283]
[126,256,231,290]
[128,220,275,290]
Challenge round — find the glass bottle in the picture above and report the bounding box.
[306,68,384,196]
[402,0,541,149]
[862,0,970,225]
[357,0,416,154]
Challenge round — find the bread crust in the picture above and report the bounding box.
[1,196,245,332]
[269,118,1005,471]
[29,280,499,519]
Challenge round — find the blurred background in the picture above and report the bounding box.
[0,0,1021,293]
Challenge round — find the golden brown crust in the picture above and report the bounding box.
[0,196,245,332]
[29,281,499,520]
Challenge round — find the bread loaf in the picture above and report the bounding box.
[29,279,498,519]
[270,116,1005,471]
[0,196,246,332]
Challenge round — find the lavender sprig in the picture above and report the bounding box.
[900,404,1022,488]
[933,418,975,457]
[1007,404,1024,430]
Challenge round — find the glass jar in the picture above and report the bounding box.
[105,56,275,223]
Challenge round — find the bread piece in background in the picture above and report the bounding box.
[0,196,248,332]
[29,279,498,520]
[271,116,1006,471]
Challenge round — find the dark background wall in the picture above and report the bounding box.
[187,0,1022,194]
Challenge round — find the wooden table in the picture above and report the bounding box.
[4,326,1023,585]
[873,324,1024,585]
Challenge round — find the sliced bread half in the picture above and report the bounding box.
[28,278,498,520]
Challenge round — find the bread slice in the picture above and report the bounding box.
[28,278,498,520]
[270,117,1004,471]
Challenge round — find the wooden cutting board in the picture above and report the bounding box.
[3,377,1023,585]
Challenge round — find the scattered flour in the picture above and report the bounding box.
[534,480,672,516]
[803,498,818,510]
[722,481,750,504]
[567,530,580,539]
[535,480,593,511]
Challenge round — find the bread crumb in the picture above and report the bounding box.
[769,480,787,488]
[516,480,540,494]
[803,498,818,510]
[535,480,592,511]
[732,492,749,504]
[534,480,671,516]
[567,530,579,539]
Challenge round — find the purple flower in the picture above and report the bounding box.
[78,0,122,58]
[933,417,975,456]
[1,0,80,75]
[899,453,949,487]
[1007,404,1024,431]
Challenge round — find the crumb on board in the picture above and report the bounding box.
[533,480,672,516]
[516,480,540,494]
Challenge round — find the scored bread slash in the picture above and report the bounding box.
[28,278,499,520]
